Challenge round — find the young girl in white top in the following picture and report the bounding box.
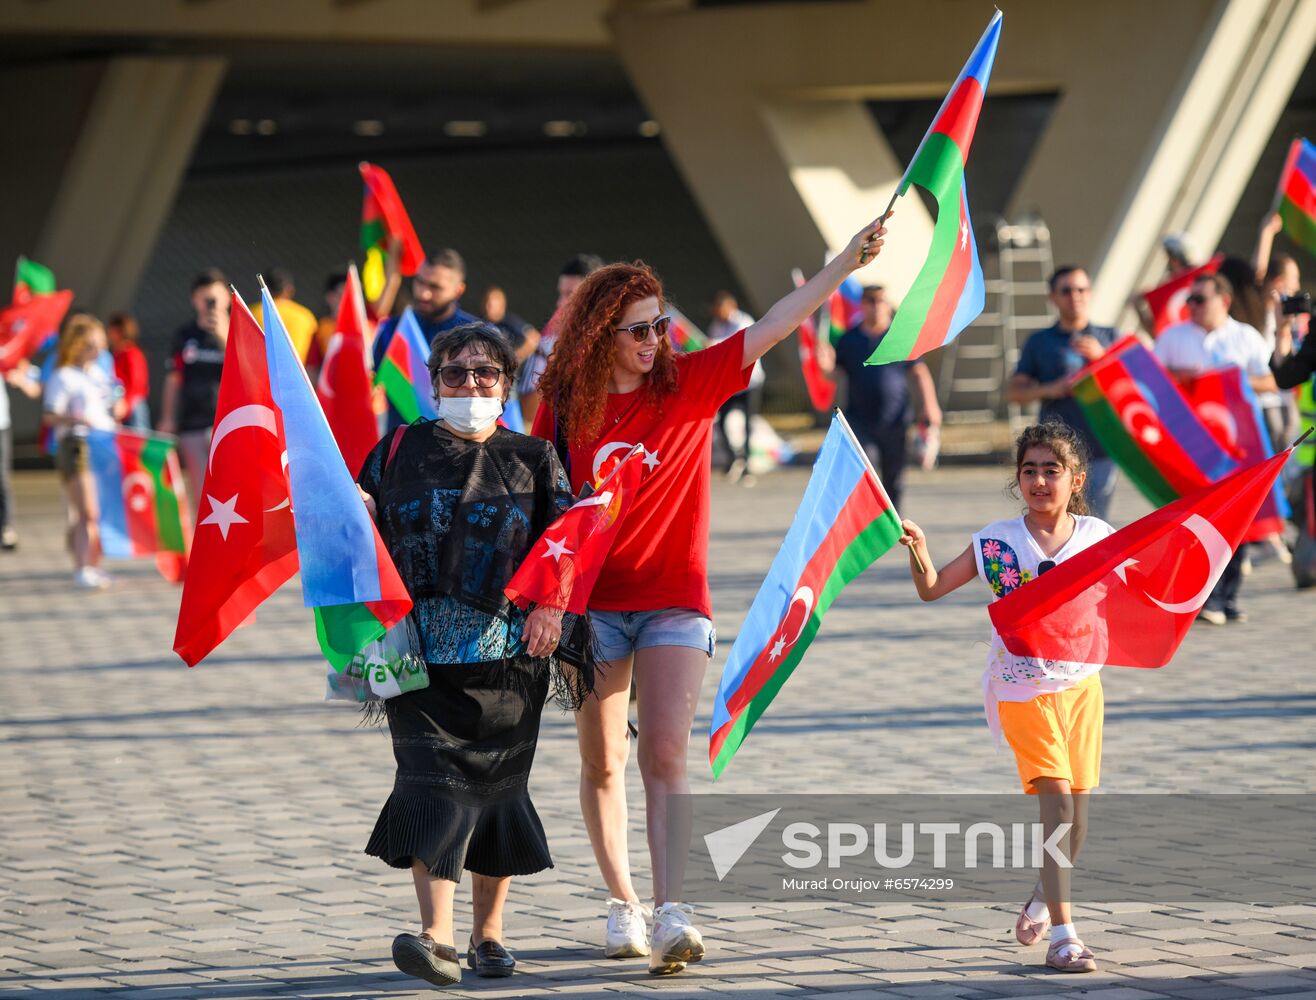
[899,422,1115,974]
[43,315,120,589]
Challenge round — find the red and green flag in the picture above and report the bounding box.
[374,308,437,424]
[1071,336,1237,507]
[709,412,903,778]
[1274,137,1316,257]
[15,255,56,296]
[359,161,426,302]
[87,429,192,582]
[865,10,999,365]
[668,304,707,353]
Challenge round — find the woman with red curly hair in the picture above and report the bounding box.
[531,216,889,974]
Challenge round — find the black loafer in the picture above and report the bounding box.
[392,932,461,987]
[467,937,516,977]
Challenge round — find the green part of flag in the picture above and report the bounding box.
[15,255,56,295]
[375,356,422,424]
[1279,196,1316,259]
[865,131,965,365]
[360,217,387,254]
[1073,377,1178,508]
[710,505,903,779]
[140,436,187,554]
[315,602,388,671]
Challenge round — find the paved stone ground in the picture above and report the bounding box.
[3,462,1315,1000]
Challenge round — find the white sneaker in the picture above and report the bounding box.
[648,902,704,975]
[73,567,109,590]
[605,898,650,958]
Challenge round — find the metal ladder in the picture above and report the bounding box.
[934,213,1055,452]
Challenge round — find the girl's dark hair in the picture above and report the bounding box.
[1011,421,1091,516]
[426,322,517,401]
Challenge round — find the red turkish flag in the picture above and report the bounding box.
[989,448,1291,669]
[791,268,836,412]
[1141,254,1223,335]
[173,295,299,666]
[504,444,646,614]
[0,288,74,372]
[316,264,379,476]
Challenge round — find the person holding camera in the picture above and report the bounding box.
[158,268,231,505]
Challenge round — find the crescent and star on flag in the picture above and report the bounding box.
[766,586,816,663]
[1111,514,1232,615]
[198,402,291,540]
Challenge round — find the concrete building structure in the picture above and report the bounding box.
[3,0,1316,443]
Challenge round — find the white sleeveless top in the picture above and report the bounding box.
[971,514,1115,744]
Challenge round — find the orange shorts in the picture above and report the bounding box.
[997,674,1103,794]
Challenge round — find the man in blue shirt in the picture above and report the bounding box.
[1008,265,1120,520]
[373,248,481,430]
[819,286,942,511]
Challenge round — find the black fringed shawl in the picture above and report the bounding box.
[358,421,595,707]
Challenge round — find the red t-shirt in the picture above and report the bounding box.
[112,344,150,409]
[531,331,753,617]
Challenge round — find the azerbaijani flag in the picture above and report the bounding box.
[375,309,437,424]
[709,412,903,778]
[87,429,191,582]
[359,161,426,302]
[1072,336,1237,507]
[864,10,998,365]
[819,276,864,345]
[668,304,708,353]
[262,286,413,668]
[1184,367,1291,540]
[1275,137,1316,257]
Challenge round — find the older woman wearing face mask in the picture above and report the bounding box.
[356,322,587,989]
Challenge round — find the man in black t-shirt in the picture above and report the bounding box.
[159,268,230,504]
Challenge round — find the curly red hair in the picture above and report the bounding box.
[538,261,679,442]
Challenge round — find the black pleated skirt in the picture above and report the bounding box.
[364,656,553,882]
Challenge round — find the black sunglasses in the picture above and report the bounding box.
[436,364,504,389]
[614,314,672,343]
[1037,559,1057,576]
[1185,294,1209,306]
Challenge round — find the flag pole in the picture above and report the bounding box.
[833,409,926,572]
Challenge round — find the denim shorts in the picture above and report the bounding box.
[588,607,716,662]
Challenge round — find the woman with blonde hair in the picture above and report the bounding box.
[43,314,121,588]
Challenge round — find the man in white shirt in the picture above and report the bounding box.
[1155,272,1277,625]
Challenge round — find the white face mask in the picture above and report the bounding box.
[437,394,504,434]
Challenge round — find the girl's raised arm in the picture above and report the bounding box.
[900,518,977,602]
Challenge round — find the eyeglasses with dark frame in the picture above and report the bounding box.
[435,365,504,389]
[614,314,672,343]
[1185,294,1209,306]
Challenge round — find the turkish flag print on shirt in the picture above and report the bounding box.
[504,444,646,614]
[173,296,299,666]
[989,448,1291,670]
[531,331,753,617]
